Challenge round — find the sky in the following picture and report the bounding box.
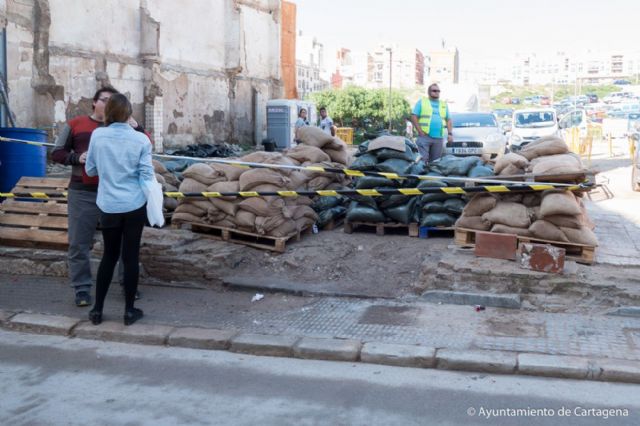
[294,0,639,63]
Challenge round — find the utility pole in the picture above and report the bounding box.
[387,47,393,131]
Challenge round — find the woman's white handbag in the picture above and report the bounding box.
[143,179,165,227]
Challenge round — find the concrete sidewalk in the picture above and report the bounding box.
[2,273,640,384]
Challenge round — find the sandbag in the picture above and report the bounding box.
[286,144,331,164]
[375,158,413,175]
[325,148,349,165]
[263,154,300,175]
[455,215,492,231]
[235,210,256,228]
[544,214,583,229]
[296,126,335,148]
[240,151,283,163]
[498,163,525,176]
[162,173,180,188]
[238,197,288,217]
[347,194,378,209]
[491,224,531,237]
[308,176,334,191]
[163,197,178,211]
[290,205,318,221]
[462,195,497,216]
[155,173,166,186]
[210,162,245,181]
[312,196,344,211]
[153,159,169,174]
[431,155,481,176]
[209,198,239,216]
[520,136,569,160]
[482,202,531,228]
[560,226,599,246]
[356,176,397,189]
[375,146,417,162]
[422,201,445,214]
[211,218,237,229]
[179,178,209,194]
[164,183,178,193]
[346,202,386,222]
[172,212,205,224]
[443,198,466,216]
[207,181,240,201]
[494,153,529,174]
[419,193,456,204]
[326,136,348,151]
[350,153,379,171]
[378,194,410,210]
[255,214,288,234]
[529,206,541,221]
[529,220,569,242]
[317,206,347,227]
[417,179,448,189]
[269,220,299,237]
[239,168,291,191]
[182,163,225,185]
[384,198,417,224]
[288,170,310,189]
[174,203,207,217]
[530,153,583,175]
[367,135,406,152]
[522,193,542,207]
[500,193,523,203]
[539,191,581,217]
[467,165,494,177]
[420,213,456,227]
[296,216,316,231]
[251,184,284,194]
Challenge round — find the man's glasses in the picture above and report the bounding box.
[430,89,440,93]
[97,97,111,103]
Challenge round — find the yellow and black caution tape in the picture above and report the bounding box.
[0,183,589,201]
[0,136,586,189]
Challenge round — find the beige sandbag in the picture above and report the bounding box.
[208,181,240,201]
[179,178,208,194]
[544,214,583,229]
[235,210,256,228]
[494,153,529,174]
[529,206,541,221]
[238,197,288,217]
[239,168,291,191]
[240,151,283,163]
[325,136,348,151]
[153,159,168,174]
[307,176,334,191]
[162,172,180,188]
[155,173,166,186]
[251,184,286,193]
[529,220,569,242]
[163,197,178,211]
[539,191,581,217]
[211,218,237,229]
[288,170,310,189]
[530,153,583,175]
[500,193,523,203]
[462,194,497,217]
[522,193,542,207]
[520,136,569,160]
[174,203,207,217]
[172,212,205,224]
[482,202,531,228]
[262,154,300,176]
[206,209,227,224]
[295,216,315,231]
[499,163,525,176]
[182,163,225,185]
[455,215,491,231]
[325,182,345,191]
[255,215,288,235]
[560,226,598,246]
[210,162,245,181]
[286,145,331,164]
[268,219,298,237]
[209,198,239,216]
[367,135,406,152]
[296,126,335,148]
[325,147,349,165]
[579,204,596,230]
[491,224,531,237]
[290,205,318,221]
[284,196,313,206]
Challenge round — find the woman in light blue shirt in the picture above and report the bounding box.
[85,93,155,326]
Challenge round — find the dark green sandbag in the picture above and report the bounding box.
[422,201,446,214]
[350,153,378,170]
[417,179,448,189]
[377,188,410,209]
[467,164,494,177]
[408,161,427,175]
[345,194,378,209]
[375,145,417,162]
[430,155,482,176]
[355,176,397,189]
[355,140,371,156]
[375,158,413,175]
[420,212,457,227]
[317,206,347,227]
[312,196,345,212]
[405,138,418,153]
[443,198,466,216]
[383,198,417,224]
[346,202,386,223]
[419,193,459,204]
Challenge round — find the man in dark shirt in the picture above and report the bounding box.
[52,86,147,306]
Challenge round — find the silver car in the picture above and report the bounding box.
[446,112,507,159]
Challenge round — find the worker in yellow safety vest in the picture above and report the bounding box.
[410,83,452,164]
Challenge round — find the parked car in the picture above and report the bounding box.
[446,113,507,159]
[511,97,521,105]
[586,93,598,103]
[509,108,559,151]
[603,92,633,104]
[493,108,513,120]
[558,108,591,139]
[614,79,632,85]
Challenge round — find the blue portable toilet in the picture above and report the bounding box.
[266,99,317,150]
[0,127,47,194]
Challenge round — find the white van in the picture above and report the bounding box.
[509,108,559,151]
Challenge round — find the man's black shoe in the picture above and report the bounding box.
[124,308,144,326]
[75,292,92,307]
[88,309,102,325]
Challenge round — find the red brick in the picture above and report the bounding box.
[518,243,565,273]
[474,231,517,260]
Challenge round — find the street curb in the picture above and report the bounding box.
[3,311,640,385]
[422,291,521,309]
[7,313,80,336]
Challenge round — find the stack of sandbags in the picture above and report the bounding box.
[296,126,351,166]
[152,159,183,214]
[497,136,585,177]
[455,190,597,246]
[173,146,350,238]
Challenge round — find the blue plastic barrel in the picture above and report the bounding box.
[0,127,48,193]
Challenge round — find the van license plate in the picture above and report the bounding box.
[452,148,482,154]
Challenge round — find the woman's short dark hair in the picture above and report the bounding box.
[105,93,132,125]
[298,108,307,117]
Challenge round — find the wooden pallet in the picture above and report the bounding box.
[454,227,595,265]
[321,217,344,231]
[0,177,69,250]
[173,220,311,253]
[344,221,419,237]
[419,226,455,238]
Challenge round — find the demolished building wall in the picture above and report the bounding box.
[1,0,282,150]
